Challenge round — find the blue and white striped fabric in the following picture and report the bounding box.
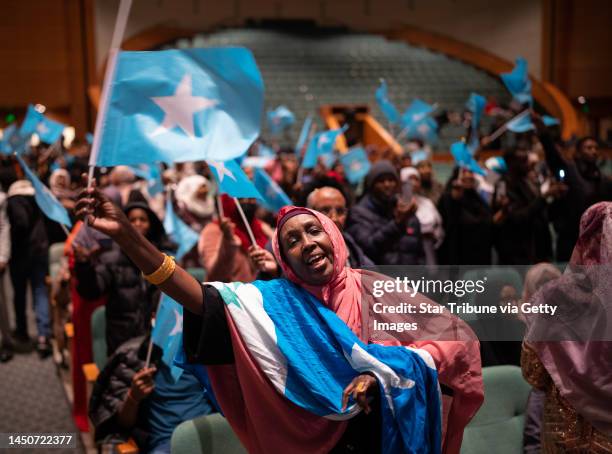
[180,279,441,453]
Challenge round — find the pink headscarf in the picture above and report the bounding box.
[273,206,484,453]
[526,202,612,435]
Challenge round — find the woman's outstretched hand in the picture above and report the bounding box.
[342,373,378,415]
[75,174,129,239]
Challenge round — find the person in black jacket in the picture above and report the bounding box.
[492,148,565,265]
[437,167,493,266]
[536,116,612,261]
[75,201,175,355]
[7,179,52,357]
[346,160,424,265]
[89,335,214,453]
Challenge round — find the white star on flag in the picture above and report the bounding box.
[209,160,236,183]
[36,123,49,134]
[169,308,183,336]
[318,134,331,147]
[151,74,218,138]
[417,123,430,134]
[412,113,425,122]
[350,161,362,172]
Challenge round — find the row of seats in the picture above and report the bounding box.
[164,28,511,151]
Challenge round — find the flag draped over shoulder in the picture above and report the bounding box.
[177,279,441,454]
[93,48,264,166]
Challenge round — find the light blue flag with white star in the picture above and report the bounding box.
[501,58,533,105]
[208,159,263,200]
[253,168,292,213]
[92,48,264,167]
[403,117,439,144]
[163,197,199,261]
[411,149,429,165]
[267,105,295,135]
[375,79,400,125]
[450,141,486,176]
[16,155,72,227]
[20,105,66,144]
[506,112,535,133]
[401,99,435,128]
[302,126,347,169]
[1,125,32,155]
[339,147,370,185]
[256,142,276,158]
[295,115,313,154]
[129,163,164,196]
[151,294,184,382]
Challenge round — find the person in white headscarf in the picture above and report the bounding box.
[400,167,444,266]
[174,175,215,233]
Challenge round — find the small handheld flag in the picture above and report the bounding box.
[151,294,185,382]
[542,115,560,127]
[91,47,264,167]
[295,116,313,155]
[253,167,292,213]
[466,93,486,149]
[375,79,400,125]
[15,155,72,227]
[20,105,66,144]
[450,141,486,176]
[130,163,164,196]
[208,159,263,200]
[339,147,371,185]
[163,197,199,261]
[267,106,295,135]
[501,58,533,105]
[302,126,347,169]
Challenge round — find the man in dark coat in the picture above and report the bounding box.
[492,148,565,265]
[346,160,424,265]
[306,186,374,268]
[538,127,612,261]
[7,179,52,357]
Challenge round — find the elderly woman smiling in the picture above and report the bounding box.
[76,184,483,454]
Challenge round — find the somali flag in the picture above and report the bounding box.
[375,79,400,125]
[501,58,533,105]
[450,141,486,176]
[267,105,295,135]
[404,117,439,144]
[466,93,486,149]
[295,115,313,154]
[340,147,371,185]
[16,155,72,227]
[129,163,164,196]
[1,125,31,155]
[506,112,535,133]
[208,159,263,200]
[302,126,347,169]
[253,168,292,213]
[163,197,199,261]
[178,279,441,453]
[20,105,66,144]
[401,99,435,127]
[151,294,184,382]
[542,115,560,127]
[92,48,264,167]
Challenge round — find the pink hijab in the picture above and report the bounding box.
[526,201,612,435]
[272,206,484,453]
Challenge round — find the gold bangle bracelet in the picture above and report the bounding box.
[142,254,176,285]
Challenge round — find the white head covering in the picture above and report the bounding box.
[175,174,215,219]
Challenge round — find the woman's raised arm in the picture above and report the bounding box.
[75,178,204,315]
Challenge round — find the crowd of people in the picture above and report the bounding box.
[0,103,610,453]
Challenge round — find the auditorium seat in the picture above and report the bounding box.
[171,413,246,454]
[460,365,531,454]
[166,28,510,151]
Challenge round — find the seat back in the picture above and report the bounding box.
[91,306,107,370]
[171,413,246,454]
[461,365,531,454]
